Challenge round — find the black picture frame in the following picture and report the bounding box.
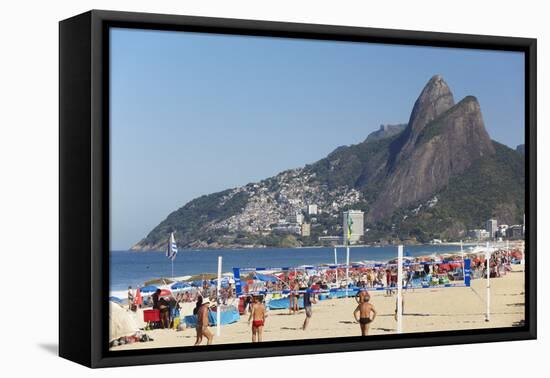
[59,9,537,368]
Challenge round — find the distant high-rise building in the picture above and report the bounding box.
[308,204,318,215]
[486,219,498,239]
[343,210,364,244]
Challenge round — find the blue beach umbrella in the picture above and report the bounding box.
[140,285,159,294]
[171,282,191,290]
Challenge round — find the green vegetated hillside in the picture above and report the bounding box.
[132,76,524,250]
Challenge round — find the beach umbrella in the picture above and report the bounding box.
[140,285,158,294]
[159,289,172,297]
[109,301,139,342]
[190,280,205,287]
[171,282,191,290]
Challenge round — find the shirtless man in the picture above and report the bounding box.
[353,296,377,336]
[248,296,266,342]
[195,300,214,345]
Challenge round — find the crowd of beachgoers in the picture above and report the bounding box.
[110,246,524,348]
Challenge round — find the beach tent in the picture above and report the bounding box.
[109,301,140,342]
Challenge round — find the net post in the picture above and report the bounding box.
[345,245,350,297]
[485,242,491,322]
[216,256,222,336]
[397,245,403,334]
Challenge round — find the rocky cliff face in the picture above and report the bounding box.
[368,79,495,220]
[392,75,456,163]
[131,75,523,250]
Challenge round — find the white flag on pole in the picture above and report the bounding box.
[166,232,178,261]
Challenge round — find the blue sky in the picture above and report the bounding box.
[110,28,525,250]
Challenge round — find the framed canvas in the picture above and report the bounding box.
[59,10,537,368]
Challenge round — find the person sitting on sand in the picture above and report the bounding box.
[248,296,266,342]
[353,296,377,336]
[195,299,214,345]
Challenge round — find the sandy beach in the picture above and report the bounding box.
[111,264,524,351]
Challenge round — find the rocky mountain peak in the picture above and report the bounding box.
[391,75,456,166]
[132,74,522,250]
[408,75,455,136]
[368,83,495,221]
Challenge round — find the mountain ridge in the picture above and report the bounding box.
[131,75,524,251]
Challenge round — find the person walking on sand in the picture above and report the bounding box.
[193,296,203,345]
[302,286,316,330]
[289,280,299,315]
[127,286,134,310]
[195,298,214,345]
[248,296,266,342]
[353,296,377,336]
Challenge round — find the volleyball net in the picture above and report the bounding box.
[232,258,471,297]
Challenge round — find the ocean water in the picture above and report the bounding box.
[110,245,461,291]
